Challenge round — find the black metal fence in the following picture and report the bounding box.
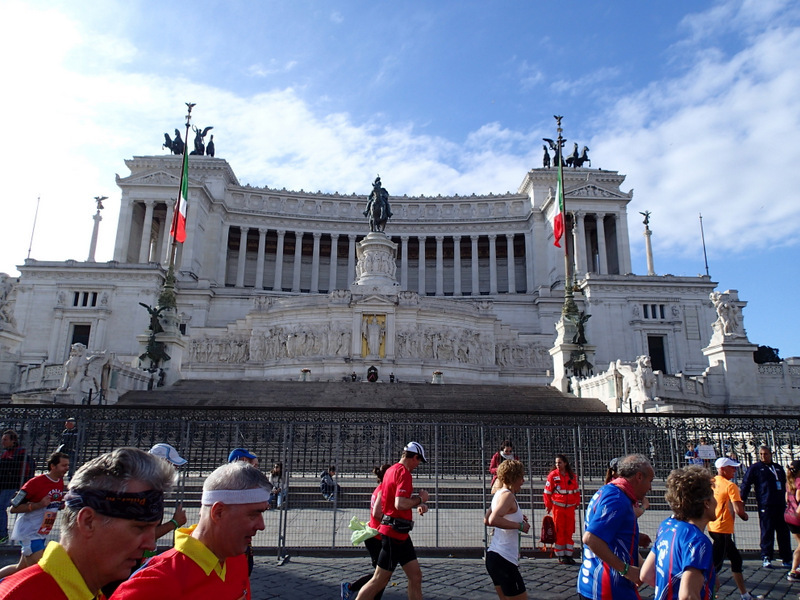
[3,405,799,557]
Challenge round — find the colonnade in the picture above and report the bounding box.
[219,227,532,296]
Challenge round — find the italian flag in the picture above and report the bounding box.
[171,150,188,243]
[553,159,565,247]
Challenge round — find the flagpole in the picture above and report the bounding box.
[158,102,194,311]
[168,102,194,272]
[699,212,710,277]
[554,116,578,316]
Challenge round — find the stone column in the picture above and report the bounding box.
[418,236,427,295]
[311,232,322,292]
[292,231,304,292]
[435,236,444,296]
[488,234,498,294]
[88,210,103,262]
[273,230,285,290]
[236,226,249,287]
[400,236,409,289]
[329,233,339,290]
[138,200,155,263]
[160,200,175,265]
[506,234,516,294]
[573,211,586,277]
[217,223,230,285]
[644,227,655,276]
[255,228,267,289]
[617,211,632,274]
[471,235,480,295]
[113,199,134,262]
[452,235,462,296]
[524,230,535,293]
[347,234,357,286]
[596,214,608,274]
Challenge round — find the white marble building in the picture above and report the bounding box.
[2,154,795,411]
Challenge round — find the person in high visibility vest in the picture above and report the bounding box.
[544,454,580,564]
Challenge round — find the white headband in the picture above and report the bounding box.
[201,488,271,506]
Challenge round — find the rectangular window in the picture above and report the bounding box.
[70,324,91,347]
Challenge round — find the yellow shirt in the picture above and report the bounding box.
[708,475,741,534]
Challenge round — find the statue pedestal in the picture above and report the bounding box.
[549,318,595,393]
[350,233,400,295]
[703,339,759,406]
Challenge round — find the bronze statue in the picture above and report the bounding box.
[542,145,551,168]
[640,211,651,226]
[206,134,215,157]
[138,303,170,367]
[162,129,184,155]
[543,137,565,167]
[565,145,590,168]
[190,125,213,155]
[567,311,591,346]
[363,176,392,232]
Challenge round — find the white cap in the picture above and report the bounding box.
[715,456,740,469]
[404,441,427,463]
[149,443,188,466]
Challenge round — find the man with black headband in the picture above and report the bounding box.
[112,461,271,599]
[0,447,174,599]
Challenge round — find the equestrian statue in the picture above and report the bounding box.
[363,176,393,232]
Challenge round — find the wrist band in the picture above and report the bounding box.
[169,518,180,529]
[518,522,525,532]
[618,562,629,576]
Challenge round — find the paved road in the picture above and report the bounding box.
[250,554,800,600]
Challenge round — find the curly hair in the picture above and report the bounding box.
[664,465,714,521]
[497,459,525,487]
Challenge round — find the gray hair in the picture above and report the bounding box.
[61,447,175,536]
[617,453,653,478]
[759,445,772,452]
[199,462,271,515]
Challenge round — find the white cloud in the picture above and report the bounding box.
[592,24,800,257]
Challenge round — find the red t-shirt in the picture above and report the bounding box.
[377,463,413,541]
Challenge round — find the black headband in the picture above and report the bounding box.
[64,488,164,522]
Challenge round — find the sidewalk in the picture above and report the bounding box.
[249,555,800,600]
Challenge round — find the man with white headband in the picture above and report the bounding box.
[112,461,271,599]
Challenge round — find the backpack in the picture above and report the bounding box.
[540,514,556,545]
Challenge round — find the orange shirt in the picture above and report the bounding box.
[708,475,741,534]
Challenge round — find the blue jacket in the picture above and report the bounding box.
[740,461,786,510]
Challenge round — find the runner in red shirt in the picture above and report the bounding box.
[0,452,69,578]
[355,442,430,600]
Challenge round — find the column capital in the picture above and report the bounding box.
[418,235,427,242]
[488,233,497,240]
[401,235,410,242]
[348,233,357,241]
[276,229,286,237]
[330,233,340,240]
[239,225,250,233]
[143,199,155,207]
[258,227,268,235]
[505,233,515,241]
[572,209,584,219]
[471,234,480,241]
[453,235,461,242]
[312,232,322,239]
[295,230,304,238]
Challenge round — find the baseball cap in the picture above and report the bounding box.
[715,456,741,469]
[149,443,188,466]
[228,448,257,463]
[404,441,427,463]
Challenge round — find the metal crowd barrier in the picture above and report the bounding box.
[1,406,798,559]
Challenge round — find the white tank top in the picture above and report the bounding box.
[487,488,523,565]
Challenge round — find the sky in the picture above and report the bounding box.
[0,0,798,357]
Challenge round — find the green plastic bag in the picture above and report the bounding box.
[349,515,379,546]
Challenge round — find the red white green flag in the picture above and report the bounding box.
[553,159,565,247]
[171,150,188,243]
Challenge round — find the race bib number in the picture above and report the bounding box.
[37,503,59,535]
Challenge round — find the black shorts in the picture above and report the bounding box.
[709,531,743,573]
[789,523,800,535]
[365,535,382,567]
[376,535,417,572]
[486,551,526,597]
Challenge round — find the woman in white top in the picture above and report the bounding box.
[485,459,530,600]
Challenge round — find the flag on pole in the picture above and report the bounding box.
[553,159,565,247]
[171,151,188,243]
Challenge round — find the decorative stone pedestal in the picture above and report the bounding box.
[350,232,401,295]
[703,340,759,406]
[137,308,187,388]
[549,318,595,393]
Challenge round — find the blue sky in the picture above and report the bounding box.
[1,0,798,357]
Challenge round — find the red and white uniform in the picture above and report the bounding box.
[543,468,580,557]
